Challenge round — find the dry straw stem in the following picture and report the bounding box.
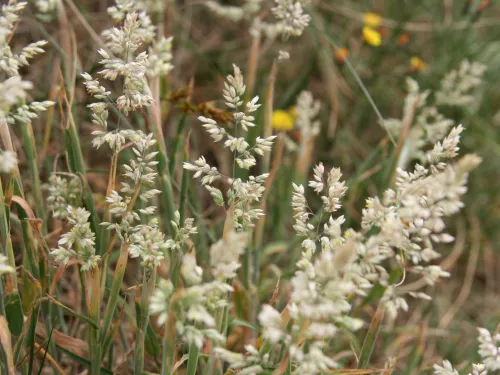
[0,316,15,375]
[33,341,67,375]
[390,99,419,186]
[318,43,340,139]
[36,326,89,358]
[439,216,481,328]
[253,133,285,271]
[262,61,278,172]
[245,34,261,101]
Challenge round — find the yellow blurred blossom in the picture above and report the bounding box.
[363,12,382,28]
[272,110,294,131]
[363,27,382,47]
[410,56,427,72]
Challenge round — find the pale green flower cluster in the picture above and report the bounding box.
[50,207,100,271]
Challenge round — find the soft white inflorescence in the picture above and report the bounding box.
[149,279,174,326]
[210,229,249,280]
[0,2,54,125]
[205,0,262,22]
[0,254,14,274]
[147,36,174,77]
[205,0,311,41]
[433,327,498,375]
[1,2,47,76]
[47,174,83,219]
[295,90,321,138]
[272,0,311,38]
[433,360,460,375]
[478,327,500,371]
[108,0,169,22]
[165,210,197,252]
[129,225,169,268]
[258,304,285,343]
[82,8,174,150]
[184,64,274,231]
[214,344,271,375]
[33,0,58,22]
[101,131,162,243]
[0,149,17,173]
[434,360,487,375]
[436,60,487,107]
[50,207,100,271]
[149,264,231,349]
[215,117,479,374]
[384,60,486,170]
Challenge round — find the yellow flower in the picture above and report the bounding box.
[272,110,294,131]
[363,12,382,28]
[363,26,382,47]
[410,56,427,72]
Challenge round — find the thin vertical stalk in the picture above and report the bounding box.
[0,178,16,290]
[186,344,200,375]
[245,34,261,102]
[162,292,178,375]
[101,244,129,346]
[262,62,277,173]
[64,110,101,252]
[357,302,385,369]
[135,267,157,374]
[20,122,47,231]
[89,267,102,375]
[0,277,4,315]
[253,134,284,283]
[145,86,176,237]
[169,114,187,176]
[178,140,190,223]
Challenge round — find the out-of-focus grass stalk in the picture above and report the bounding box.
[245,62,278,330]
[162,291,180,375]
[99,149,120,275]
[388,101,418,186]
[357,302,385,369]
[186,343,200,375]
[169,114,187,176]
[179,139,190,223]
[63,98,101,252]
[253,134,284,282]
[243,61,277,290]
[88,267,102,375]
[41,85,59,163]
[0,177,16,291]
[101,180,142,346]
[1,114,49,372]
[295,132,317,186]
[262,62,277,172]
[145,84,176,237]
[245,34,261,102]
[135,268,157,374]
[101,244,129,349]
[20,122,47,231]
[0,316,15,375]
